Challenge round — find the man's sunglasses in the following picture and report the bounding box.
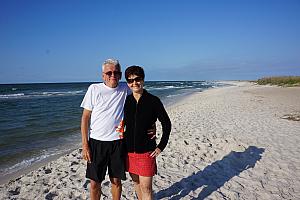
[103,71,122,77]
[126,77,143,84]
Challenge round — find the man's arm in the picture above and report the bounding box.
[81,109,92,163]
[147,123,156,139]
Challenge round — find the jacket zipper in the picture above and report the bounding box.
[133,101,138,153]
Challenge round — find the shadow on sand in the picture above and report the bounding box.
[154,146,265,200]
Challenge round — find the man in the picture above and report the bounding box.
[80,58,130,199]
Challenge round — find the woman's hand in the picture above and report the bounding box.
[150,147,161,157]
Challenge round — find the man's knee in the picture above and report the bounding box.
[90,180,101,190]
[110,178,121,187]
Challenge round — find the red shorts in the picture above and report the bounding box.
[126,152,157,177]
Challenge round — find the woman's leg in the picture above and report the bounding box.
[139,176,153,200]
[130,173,142,199]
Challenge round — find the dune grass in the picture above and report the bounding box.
[257,76,300,87]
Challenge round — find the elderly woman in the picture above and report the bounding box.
[123,65,172,200]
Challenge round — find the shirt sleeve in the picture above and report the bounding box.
[80,85,94,111]
[155,98,172,151]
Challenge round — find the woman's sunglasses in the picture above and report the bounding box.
[126,77,143,83]
[103,71,122,77]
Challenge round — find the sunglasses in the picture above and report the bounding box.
[103,71,122,77]
[126,77,143,84]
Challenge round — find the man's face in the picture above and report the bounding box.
[102,63,122,88]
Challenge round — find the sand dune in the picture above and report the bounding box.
[1,81,300,199]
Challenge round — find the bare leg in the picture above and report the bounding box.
[130,173,142,199]
[90,180,101,200]
[110,177,122,200]
[139,176,153,200]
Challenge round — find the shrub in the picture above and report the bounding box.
[257,76,300,86]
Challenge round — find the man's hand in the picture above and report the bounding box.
[81,109,92,163]
[82,144,92,163]
[147,123,156,139]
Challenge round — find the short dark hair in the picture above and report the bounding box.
[125,65,145,81]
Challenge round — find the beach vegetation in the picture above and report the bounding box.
[257,76,300,87]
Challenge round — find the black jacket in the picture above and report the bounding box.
[124,90,171,153]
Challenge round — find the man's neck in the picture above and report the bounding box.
[104,82,118,88]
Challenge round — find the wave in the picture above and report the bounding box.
[0,93,25,98]
[166,94,183,98]
[0,143,78,177]
[0,90,84,99]
[146,86,186,90]
[0,151,58,176]
[41,90,84,96]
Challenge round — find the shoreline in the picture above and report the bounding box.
[1,81,300,199]
[0,147,80,185]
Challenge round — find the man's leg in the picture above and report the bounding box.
[139,176,153,200]
[130,173,142,199]
[108,140,125,199]
[90,180,101,200]
[110,177,122,200]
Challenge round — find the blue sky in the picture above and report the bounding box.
[1,0,300,83]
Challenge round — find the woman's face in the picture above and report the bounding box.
[127,74,144,93]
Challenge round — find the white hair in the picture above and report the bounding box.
[102,58,121,71]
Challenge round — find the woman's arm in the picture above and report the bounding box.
[155,98,172,152]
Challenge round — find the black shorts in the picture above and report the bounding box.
[86,138,126,183]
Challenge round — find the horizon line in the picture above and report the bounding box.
[0,79,250,85]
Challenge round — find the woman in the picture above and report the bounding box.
[123,65,172,200]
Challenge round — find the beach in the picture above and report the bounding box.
[1,81,300,199]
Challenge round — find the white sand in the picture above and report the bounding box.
[1,81,300,199]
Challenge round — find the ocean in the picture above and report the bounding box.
[0,81,225,178]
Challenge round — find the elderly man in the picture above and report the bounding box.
[80,58,130,199]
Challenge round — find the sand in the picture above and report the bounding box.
[1,81,300,199]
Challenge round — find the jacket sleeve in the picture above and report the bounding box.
[155,98,172,151]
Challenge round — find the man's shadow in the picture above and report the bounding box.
[154,146,264,200]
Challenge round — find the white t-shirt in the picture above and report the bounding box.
[80,82,131,141]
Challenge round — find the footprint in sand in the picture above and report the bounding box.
[45,191,58,200]
[44,168,52,174]
[8,187,20,195]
